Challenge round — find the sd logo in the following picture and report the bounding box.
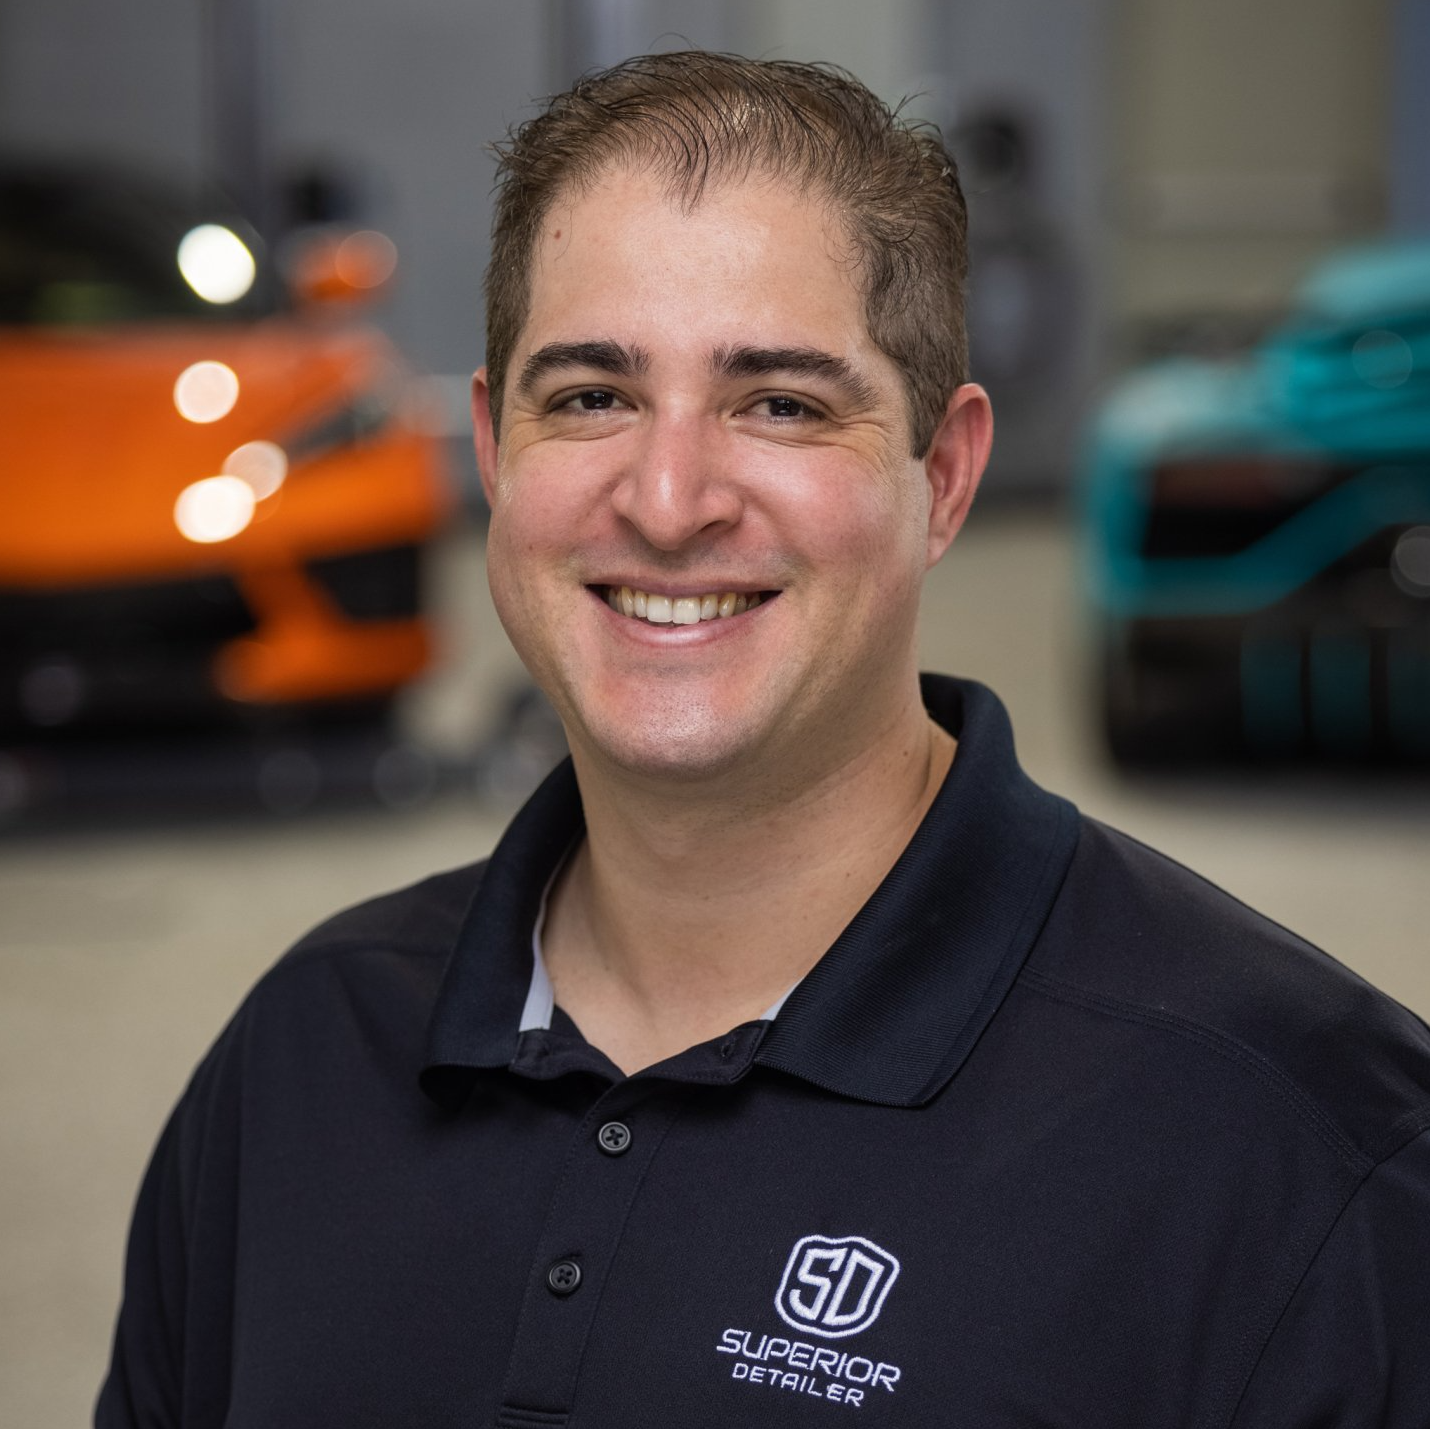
[774,1235,900,1339]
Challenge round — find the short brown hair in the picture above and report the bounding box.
[484,51,969,456]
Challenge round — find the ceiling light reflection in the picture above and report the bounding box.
[173,360,240,423]
[1351,329,1414,390]
[174,475,256,544]
[177,225,256,304]
[222,439,288,499]
[336,230,399,289]
[1391,526,1430,596]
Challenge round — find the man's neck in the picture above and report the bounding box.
[540,694,955,1075]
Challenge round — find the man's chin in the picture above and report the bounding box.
[566,708,774,789]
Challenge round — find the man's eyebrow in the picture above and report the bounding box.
[516,340,650,395]
[711,345,880,408]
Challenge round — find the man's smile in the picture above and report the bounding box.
[594,584,775,626]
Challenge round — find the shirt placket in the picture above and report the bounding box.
[494,1082,682,1428]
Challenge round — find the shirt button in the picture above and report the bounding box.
[547,1259,582,1296]
[597,1121,632,1155]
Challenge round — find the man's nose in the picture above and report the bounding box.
[608,415,742,550]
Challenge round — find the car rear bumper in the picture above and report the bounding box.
[1104,612,1430,763]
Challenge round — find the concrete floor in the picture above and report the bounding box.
[3,509,1429,1424]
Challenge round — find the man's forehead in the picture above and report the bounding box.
[514,167,874,370]
[530,160,856,285]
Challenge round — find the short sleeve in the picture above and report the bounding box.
[1230,1127,1430,1427]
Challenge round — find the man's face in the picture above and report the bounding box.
[474,166,982,787]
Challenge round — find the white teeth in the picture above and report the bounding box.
[605,586,769,625]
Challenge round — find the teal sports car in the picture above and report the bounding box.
[1081,242,1430,765]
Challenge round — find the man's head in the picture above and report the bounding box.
[472,53,991,792]
[484,51,969,457]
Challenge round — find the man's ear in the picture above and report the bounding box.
[471,367,500,508]
[923,383,993,568]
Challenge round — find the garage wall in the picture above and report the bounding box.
[1109,0,1392,338]
[1391,0,1430,231]
[0,0,208,185]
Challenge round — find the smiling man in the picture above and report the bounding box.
[100,53,1430,1429]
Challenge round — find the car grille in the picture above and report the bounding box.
[0,572,257,736]
[307,544,422,621]
[0,571,256,652]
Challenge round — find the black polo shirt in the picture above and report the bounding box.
[99,676,1430,1428]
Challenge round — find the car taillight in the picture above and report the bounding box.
[1150,456,1333,509]
[1142,457,1342,559]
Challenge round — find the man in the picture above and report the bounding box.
[101,53,1430,1427]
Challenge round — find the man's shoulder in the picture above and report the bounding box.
[232,858,491,1023]
[1022,816,1430,1169]
[175,860,492,1109]
[280,858,490,968]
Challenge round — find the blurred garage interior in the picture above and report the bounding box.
[2,2,1429,1424]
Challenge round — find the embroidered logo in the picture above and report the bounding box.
[774,1234,901,1339]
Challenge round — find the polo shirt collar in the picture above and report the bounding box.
[421,675,1080,1110]
[422,757,584,1103]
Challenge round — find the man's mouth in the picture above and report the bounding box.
[598,585,772,626]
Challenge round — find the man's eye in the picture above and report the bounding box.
[757,396,818,421]
[566,389,619,412]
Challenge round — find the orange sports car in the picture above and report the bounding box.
[0,162,455,741]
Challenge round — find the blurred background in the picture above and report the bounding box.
[2,0,1428,1421]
